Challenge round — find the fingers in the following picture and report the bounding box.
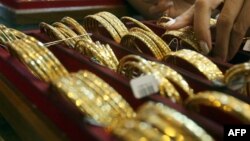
[227,0,250,61]
[193,0,213,54]
[212,0,244,61]
[163,5,195,29]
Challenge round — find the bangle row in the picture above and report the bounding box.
[117,54,194,103]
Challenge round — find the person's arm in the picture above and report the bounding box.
[126,0,158,19]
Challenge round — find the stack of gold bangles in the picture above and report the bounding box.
[224,62,250,96]
[0,24,27,46]
[84,12,172,60]
[164,49,224,81]
[113,101,214,141]
[39,17,119,70]
[117,54,194,103]
[84,11,128,43]
[51,70,136,127]
[185,91,250,124]
[120,27,171,60]
[159,16,217,54]
[3,27,135,128]
[2,23,250,141]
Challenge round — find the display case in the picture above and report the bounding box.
[0,13,250,141]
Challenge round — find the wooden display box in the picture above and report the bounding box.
[0,21,250,141]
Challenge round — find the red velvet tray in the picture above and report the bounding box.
[1,21,250,141]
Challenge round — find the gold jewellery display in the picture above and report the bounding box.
[1,10,250,141]
[39,16,119,70]
[117,54,194,103]
[2,27,135,129]
[1,27,216,140]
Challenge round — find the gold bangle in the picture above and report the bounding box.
[164,49,224,81]
[84,14,121,43]
[75,39,118,70]
[150,61,194,98]
[224,62,250,84]
[7,38,50,81]
[96,11,128,38]
[77,70,135,117]
[51,70,135,127]
[117,55,182,103]
[138,101,214,141]
[61,16,92,41]
[185,91,250,124]
[130,27,171,56]
[0,28,17,44]
[224,62,250,96]
[39,22,72,47]
[52,22,79,47]
[121,31,163,60]
[120,16,154,33]
[162,27,202,53]
[113,118,164,141]
[23,37,69,79]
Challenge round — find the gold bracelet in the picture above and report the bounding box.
[51,70,135,127]
[117,55,182,103]
[138,101,214,141]
[61,16,92,41]
[224,62,250,96]
[150,61,194,98]
[130,27,171,56]
[23,37,69,79]
[7,38,50,81]
[77,70,135,117]
[113,118,164,141]
[75,39,118,70]
[39,22,72,47]
[121,16,154,33]
[96,11,128,38]
[164,49,224,81]
[121,31,163,60]
[224,62,250,84]
[185,91,250,124]
[84,14,121,43]
[162,27,202,53]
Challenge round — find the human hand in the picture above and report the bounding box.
[163,0,250,62]
[144,0,192,18]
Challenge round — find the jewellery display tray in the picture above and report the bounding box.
[0,20,249,141]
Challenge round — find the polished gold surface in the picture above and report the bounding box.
[118,55,194,103]
[224,62,250,95]
[137,102,214,141]
[7,36,69,82]
[96,11,128,38]
[186,91,250,124]
[84,14,121,43]
[51,70,136,127]
[164,49,224,81]
[121,16,154,33]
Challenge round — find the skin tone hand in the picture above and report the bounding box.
[145,0,193,18]
[163,0,250,62]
